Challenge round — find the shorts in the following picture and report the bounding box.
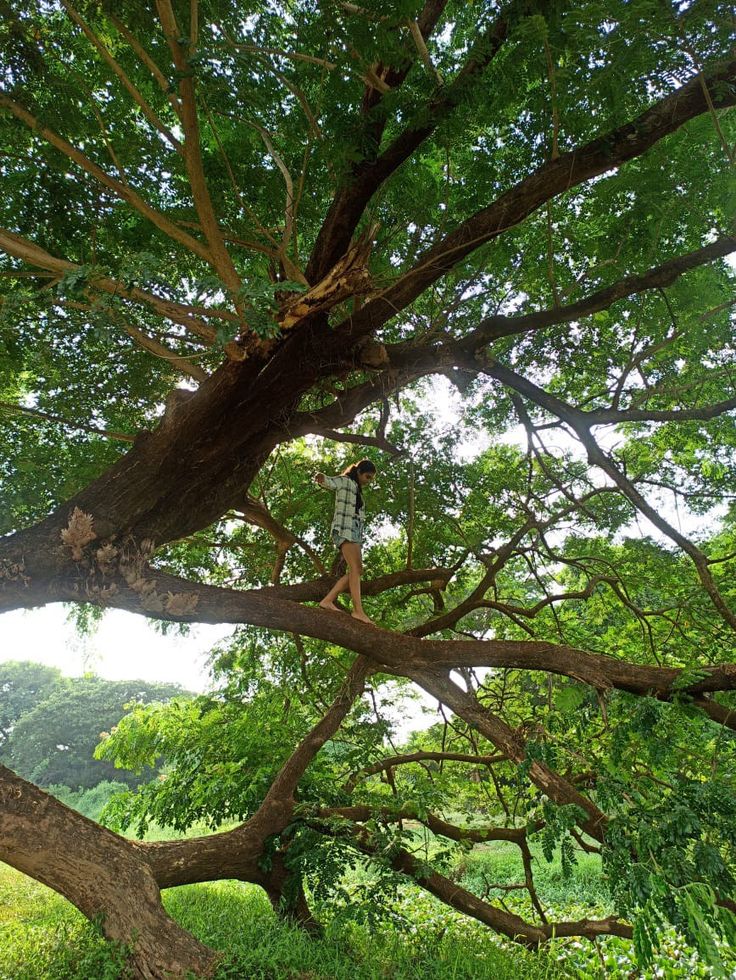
[332,528,362,549]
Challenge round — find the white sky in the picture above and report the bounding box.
[0,604,227,692]
[0,604,439,734]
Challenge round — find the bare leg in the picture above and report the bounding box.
[319,571,349,611]
[340,542,373,624]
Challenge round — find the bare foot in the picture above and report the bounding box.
[319,600,340,612]
[351,610,374,624]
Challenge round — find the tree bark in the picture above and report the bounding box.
[0,766,220,979]
[262,850,323,935]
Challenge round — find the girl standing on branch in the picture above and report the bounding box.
[315,459,377,624]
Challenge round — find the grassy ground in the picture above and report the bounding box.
[0,861,567,980]
[455,839,611,917]
[0,831,723,979]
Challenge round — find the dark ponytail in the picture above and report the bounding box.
[341,458,376,514]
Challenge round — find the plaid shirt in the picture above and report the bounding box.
[320,475,365,543]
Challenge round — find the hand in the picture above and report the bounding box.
[314,472,326,485]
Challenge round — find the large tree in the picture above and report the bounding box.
[1,0,735,975]
[2,670,188,788]
[0,659,62,749]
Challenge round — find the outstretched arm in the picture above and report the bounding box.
[315,473,344,490]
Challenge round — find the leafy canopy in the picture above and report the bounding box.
[0,0,735,971]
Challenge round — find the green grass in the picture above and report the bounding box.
[0,843,720,979]
[454,840,612,919]
[0,860,569,980]
[0,865,128,980]
[165,880,566,980]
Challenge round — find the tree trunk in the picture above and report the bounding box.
[0,767,220,979]
[263,851,323,936]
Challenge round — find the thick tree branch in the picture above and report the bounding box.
[480,358,736,633]
[457,235,736,352]
[693,697,736,732]
[305,425,402,455]
[287,377,406,439]
[8,566,736,696]
[0,228,219,344]
[312,816,631,943]
[318,805,526,845]
[343,749,506,792]
[6,562,734,712]
[410,669,608,842]
[320,801,549,919]
[0,766,220,977]
[586,396,736,426]
[306,0,528,282]
[62,299,208,382]
[301,232,735,431]
[142,656,371,886]
[110,320,209,383]
[332,59,736,343]
[286,352,446,443]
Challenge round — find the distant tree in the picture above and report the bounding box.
[48,779,136,821]
[4,674,189,789]
[0,660,63,751]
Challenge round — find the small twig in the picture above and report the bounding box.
[242,118,297,261]
[221,35,337,70]
[62,1,183,153]
[107,12,182,115]
[407,19,443,85]
[0,400,135,443]
[543,33,560,161]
